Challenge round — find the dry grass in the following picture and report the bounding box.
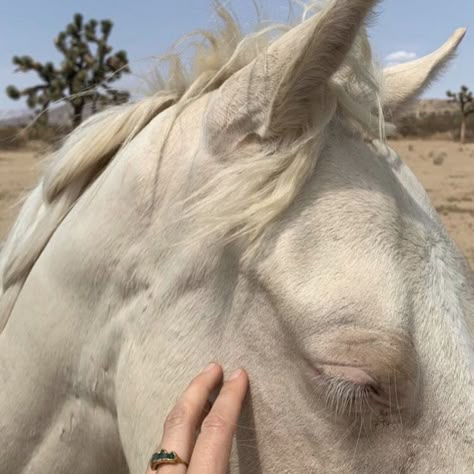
[0,125,68,150]
[0,127,29,150]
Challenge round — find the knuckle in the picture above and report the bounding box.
[164,402,193,431]
[201,412,230,434]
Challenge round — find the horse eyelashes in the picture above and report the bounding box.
[315,372,400,425]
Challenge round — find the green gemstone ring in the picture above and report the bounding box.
[150,449,188,470]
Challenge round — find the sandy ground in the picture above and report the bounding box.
[0,143,47,242]
[390,140,474,268]
[0,139,473,268]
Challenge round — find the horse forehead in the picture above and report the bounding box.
[260,230,408,315]
[282,167,413,258]
[290,137,434,253]
[252,141,426,316]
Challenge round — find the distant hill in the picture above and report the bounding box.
[0,109,34,126]
[0,102,96,127]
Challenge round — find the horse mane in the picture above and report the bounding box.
[0,1,384,331]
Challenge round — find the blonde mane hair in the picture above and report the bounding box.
[0,0,384,330]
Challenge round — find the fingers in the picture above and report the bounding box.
[188,369,249,474]
[146,363,223,474]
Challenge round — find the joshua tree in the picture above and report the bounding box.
[6,13,130,127]
[447,85,474,144]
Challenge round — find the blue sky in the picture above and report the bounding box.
[0,0,472,111]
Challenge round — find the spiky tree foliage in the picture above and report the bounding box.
[6,13,130,127]
[447,85,474,143]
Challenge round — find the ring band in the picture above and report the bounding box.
[150,449,189,470]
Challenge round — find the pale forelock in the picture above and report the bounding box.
[156,2,387,253]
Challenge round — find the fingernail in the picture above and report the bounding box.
[228,369,242,381]
[202,362,217,373]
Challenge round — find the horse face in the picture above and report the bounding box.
[231,133,474,472]
[188,2,472,470]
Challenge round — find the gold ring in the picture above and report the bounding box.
[150,449,189,470]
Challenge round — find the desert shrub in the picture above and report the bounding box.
[396,112,474,141]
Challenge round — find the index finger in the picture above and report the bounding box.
[188,369,249,474]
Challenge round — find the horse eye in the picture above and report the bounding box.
[316,374,384,417]
[311,365,398,422]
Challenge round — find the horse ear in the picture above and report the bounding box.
[205,0,378,150]
[382,28,466,116]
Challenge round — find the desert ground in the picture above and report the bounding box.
[0,139,473,268]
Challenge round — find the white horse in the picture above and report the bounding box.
[1,0,472,472]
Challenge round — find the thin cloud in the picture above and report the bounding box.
[384,50,417,67]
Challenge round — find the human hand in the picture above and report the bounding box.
[146,363,248,473]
